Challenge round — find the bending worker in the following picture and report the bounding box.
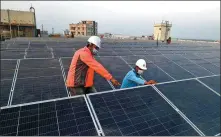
[121,59,157,88]
[66,36,121,96]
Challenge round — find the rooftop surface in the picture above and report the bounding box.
[0,37,220,136]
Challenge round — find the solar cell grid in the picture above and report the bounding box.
[192,62,220,74]
[17,67,62,78]
[142,62,174,82]
[12,76,68,105]
[156,80,220,136]
[0,96,98,136]
[89,86,200,136]
[19,59,60,69]
[1,69,16,80]
[154,62,194,80]
[178,64,213,77]
[26,51,52,58]
[199,76,220,94]
[98,57,131,88]
[0,80,12,107]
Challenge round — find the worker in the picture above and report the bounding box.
[66,36,121,96]
[121,59,157,88]
[167,37,171,44]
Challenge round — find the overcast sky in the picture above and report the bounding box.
[1,1,220,40]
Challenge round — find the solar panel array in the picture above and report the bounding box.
[0,38,220,136]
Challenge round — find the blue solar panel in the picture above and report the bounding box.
[12,76,68,105]
[0,80,12,107]
[154,62,194,80]
[89,86,200,136]
[199,76,220,94]
[1,60,17,70]
[19,59,61,69]
[94,74,113,92]
[98,57,131,89]
[178,64,213,77]
[156,80,220,136]
[17,68,62,78]
[1,69,16,80]
[142,63,174,83]
[196,63,220,74]
[0,96,98,136]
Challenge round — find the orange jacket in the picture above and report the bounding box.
[66,47,113,87]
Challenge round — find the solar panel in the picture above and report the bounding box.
[26,51,52,58]
[98,51,117,56]
[156,80,220,136]
[19,59,60,69]
[192,62,220,74]
[0,60,17,70]
[12,76,68,105]
[94,74,113,92]
[154,62,194,80]
[129,50,147,55]
[88,86,200,136]
[98,57,131,89]
[142,63,174,83]
[144,50,162,55]
[17,68,62,78]
[1,51,25,59]
[145,55,171,63]
[0,80,12,107]
[203,58,220,63]
[1,69,16,80]
[121,55,150,64]
[198,76,220,94]
[0,96,98,136]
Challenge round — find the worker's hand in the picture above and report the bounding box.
[145,80,157,85]
[110,78,121,86]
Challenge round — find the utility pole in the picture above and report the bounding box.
[7,9,12,39]
[52,28,54,34]
[41,24,43,32]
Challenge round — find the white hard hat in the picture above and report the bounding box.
[135,59,147,70]
[87,36,101,48]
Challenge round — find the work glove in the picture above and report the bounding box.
[110,78,121,86]
[145,80,157,85]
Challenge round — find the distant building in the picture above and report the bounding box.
[0,7,37,38]
[40,30,48,37]
[69,20,98,36]
[153,21,172,41]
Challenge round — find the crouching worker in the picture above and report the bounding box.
[121,59,157,88]
[66,36,121,96]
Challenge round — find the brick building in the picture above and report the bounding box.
[69,21,98,36]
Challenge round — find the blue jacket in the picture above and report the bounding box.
[120,69,146,89]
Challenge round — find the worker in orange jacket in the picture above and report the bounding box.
[66,36,121,96]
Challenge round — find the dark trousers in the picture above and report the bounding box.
[68,86,97,96]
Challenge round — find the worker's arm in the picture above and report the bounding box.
[80,53,112,80]
[128,74,146,85]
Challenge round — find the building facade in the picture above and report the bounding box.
[0,9,36,38]
[69,21,98,36]
[153,21,172,41]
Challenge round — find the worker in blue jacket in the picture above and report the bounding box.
[121,59,157,88]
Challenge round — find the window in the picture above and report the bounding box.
[78,32,80,34]
[82,32,84,35]
[78,27,80,30]
[82,27,84,30]
[71,27,75,30]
